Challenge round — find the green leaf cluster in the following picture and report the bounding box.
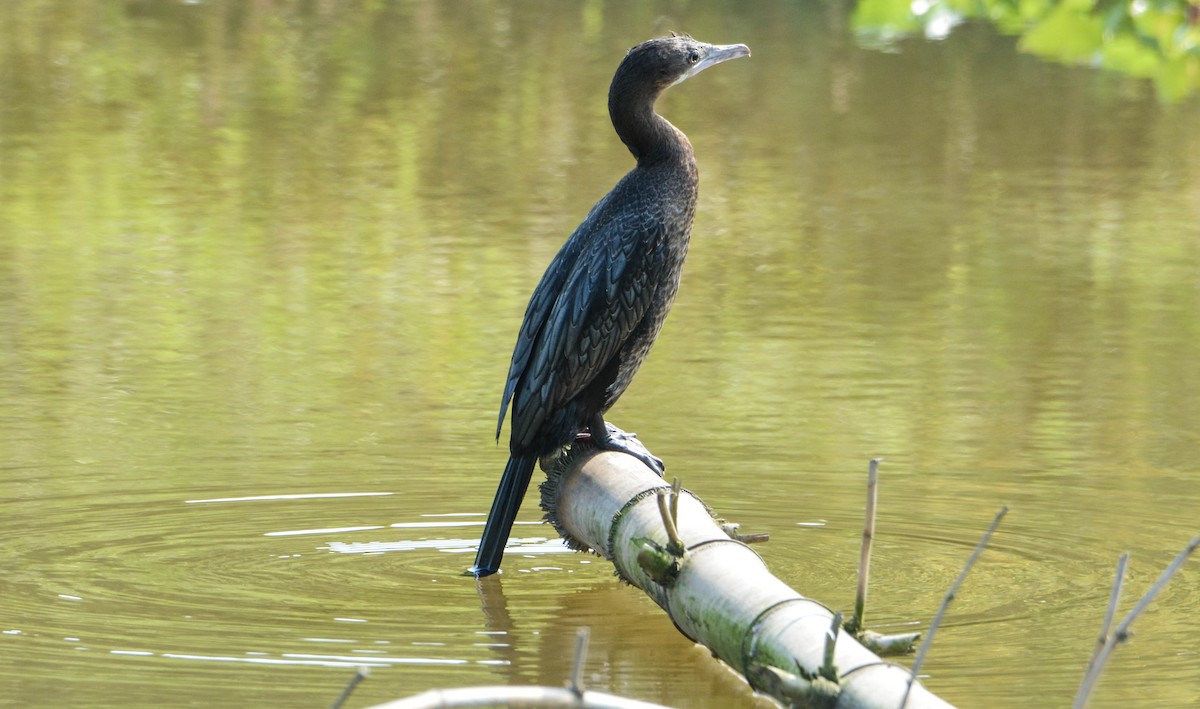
[854,0,1200,101]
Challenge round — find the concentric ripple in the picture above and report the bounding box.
[0,473,600,707]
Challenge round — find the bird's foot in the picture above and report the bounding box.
[584,419,665,476]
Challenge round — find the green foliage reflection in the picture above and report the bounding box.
[854,0,1200,101]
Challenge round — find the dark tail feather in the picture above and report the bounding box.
[471,453,537,576]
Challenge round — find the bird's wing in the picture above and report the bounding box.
[506,207,662,447]
[497,191,619,440]
[496,241,578,441]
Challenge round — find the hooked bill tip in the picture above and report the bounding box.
[675,42,750,86]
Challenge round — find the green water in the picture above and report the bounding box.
[2,2,1198,708]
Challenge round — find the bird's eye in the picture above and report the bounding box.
[687,50,700,64]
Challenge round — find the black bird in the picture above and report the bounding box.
[472,36,750,577]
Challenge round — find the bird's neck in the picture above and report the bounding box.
[609,91,695,168]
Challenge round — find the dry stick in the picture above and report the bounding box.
[902,505,1009,708]
[570,627,591,696]
[330,666,371,709]
[846,458,920,656]
[1082,553,1129,683]
[1073,535,1200,709]
[850,458,882,635]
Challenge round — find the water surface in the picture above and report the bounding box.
[2,2,1199,708]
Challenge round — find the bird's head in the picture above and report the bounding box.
[616,35,751,95]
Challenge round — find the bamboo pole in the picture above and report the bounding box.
[538,445,957,709]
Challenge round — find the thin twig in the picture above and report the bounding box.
[670,477,682,525]
[1083,553,1128,681]
[569,627,590,696]
[330,666,370,709]
[1108,535,1199,637]
[903,505,1008,707]
[1074,535,1200,709]
[850,458,882,635]
[656,489,684,555]
[820,611,842,682]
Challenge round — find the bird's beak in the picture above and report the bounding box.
[675,43,751,86]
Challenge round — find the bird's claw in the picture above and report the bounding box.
[588,420,665,476]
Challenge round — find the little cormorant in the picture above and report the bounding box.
[472,36,750,577]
